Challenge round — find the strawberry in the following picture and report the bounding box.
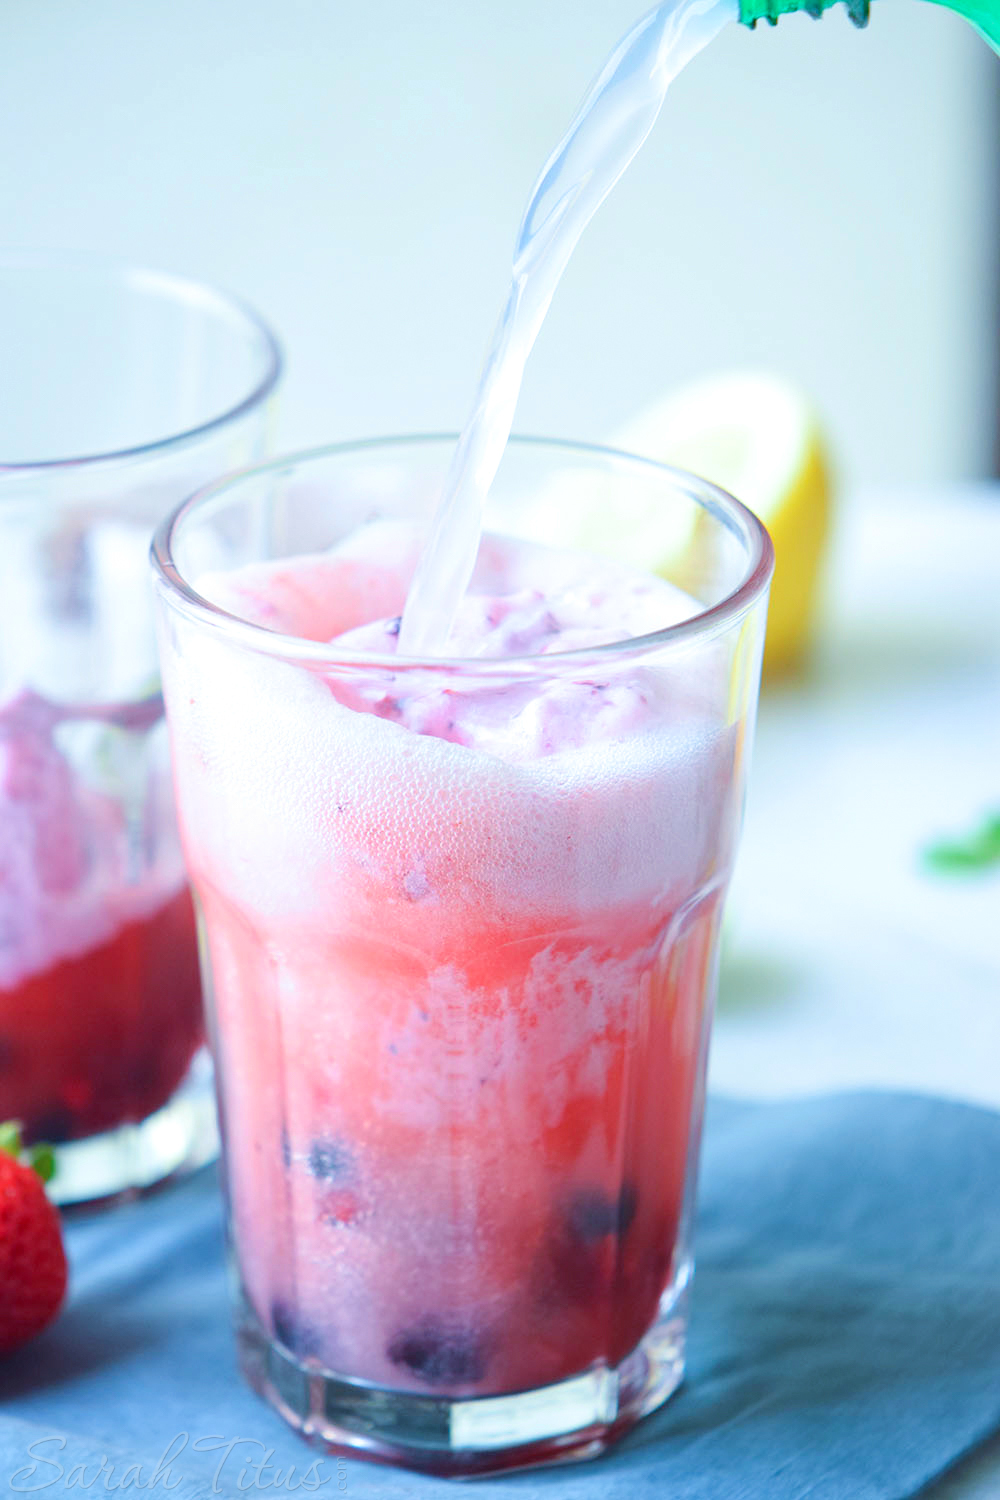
[0,1122,67,1355]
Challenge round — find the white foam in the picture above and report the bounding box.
[164,621,733,925]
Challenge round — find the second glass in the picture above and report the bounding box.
[0,254,281,1202]
[152,436,772,1475]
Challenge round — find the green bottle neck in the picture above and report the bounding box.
[738,0,870,27]
[738,0,1000,48]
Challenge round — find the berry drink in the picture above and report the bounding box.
[153,437,772,1474]
[0,690,204,1149]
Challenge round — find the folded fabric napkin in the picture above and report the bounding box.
[2,1092,999,1499]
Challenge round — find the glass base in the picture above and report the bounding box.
[236,1278,688,1478]
[50,1050,219,1207]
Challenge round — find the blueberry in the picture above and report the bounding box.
[618,1181,639,1234]
[270,1299,318,1357]
[29,1105,74,1145]
[386,616,402,638]
[568,1190,617,1242]
[307,1137,352,1181]
[567,1182,639,1243]
[387,1318,488,1386]
[534,1184,638,1308]
[280,1129,291,1168]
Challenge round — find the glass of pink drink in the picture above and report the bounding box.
[0,253,280,1203]
[152,436,772,1476]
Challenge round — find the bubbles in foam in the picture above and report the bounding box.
[170,532,734,927]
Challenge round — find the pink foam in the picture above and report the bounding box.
[0,690,186,989]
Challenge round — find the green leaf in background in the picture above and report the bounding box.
[923,811,1000,875]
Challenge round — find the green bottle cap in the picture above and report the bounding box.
[739,0,870,26]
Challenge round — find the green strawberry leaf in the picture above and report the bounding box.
[0,1121,59,1182]
[29,1144,57,1184]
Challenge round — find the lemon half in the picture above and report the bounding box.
[612,372,833,677]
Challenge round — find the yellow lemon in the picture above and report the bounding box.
[612,372,833,677]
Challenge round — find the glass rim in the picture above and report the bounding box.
[152,432,775,674]
[0,250,283,473]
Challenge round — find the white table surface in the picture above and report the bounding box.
[709,484,1000,1497]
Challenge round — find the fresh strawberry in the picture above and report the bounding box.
[0,1122,67,1355]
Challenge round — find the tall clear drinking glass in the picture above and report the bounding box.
[0,253,281,1203]
[152,436,772,1476]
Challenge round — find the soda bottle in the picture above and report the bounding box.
[739,0,1000,51]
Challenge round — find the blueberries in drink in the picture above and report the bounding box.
[387,1317,488,1386]
[270,1298,318,1357]
[535,1182,641,1307]
[568,1189,617,1242]
[29,1105,74,1146]
[567,1181,639,1243]
[307,1137,352,1181]
[618,1181,639,1234]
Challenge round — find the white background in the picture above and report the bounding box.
[2,0,998,484]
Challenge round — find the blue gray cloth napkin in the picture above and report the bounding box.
[2,1091,999,1499]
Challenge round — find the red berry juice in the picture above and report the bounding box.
[168,527,740,1399]
[0,690,204,1145]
